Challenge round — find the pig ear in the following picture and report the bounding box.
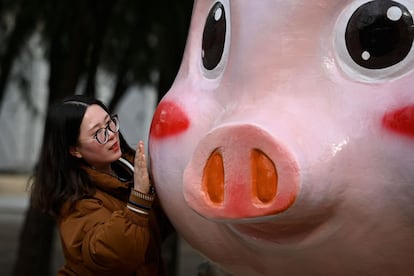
[334,0,414,81]
[201,0,231,80]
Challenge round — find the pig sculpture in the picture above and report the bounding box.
[148,0,414,275]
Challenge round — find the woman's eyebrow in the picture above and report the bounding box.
[89,114,110,131]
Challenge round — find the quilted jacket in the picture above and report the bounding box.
[57,154,173,275]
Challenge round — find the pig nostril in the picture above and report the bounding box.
[251,149,277,204]
[203,149,224,204]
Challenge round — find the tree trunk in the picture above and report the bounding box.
[0,0,37,112]
[48,0,94,103]
[13,205,56,276]
[108,40,133,112]
[84,0,116,98]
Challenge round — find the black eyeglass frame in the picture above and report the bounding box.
[79,114,120,145]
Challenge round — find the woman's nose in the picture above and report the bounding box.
[107,129,116,140]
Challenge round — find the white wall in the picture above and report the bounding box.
[0,34,48,172]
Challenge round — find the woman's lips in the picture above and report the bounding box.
[110,141,120,151]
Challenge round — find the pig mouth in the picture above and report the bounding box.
[226,210,335,245]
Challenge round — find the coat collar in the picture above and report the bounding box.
[81,156,134,201]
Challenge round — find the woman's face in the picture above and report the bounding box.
[71,104,122,171]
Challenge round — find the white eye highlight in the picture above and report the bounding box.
[215,7,223,21]
[361,51,371,61]
[387,6,403,21]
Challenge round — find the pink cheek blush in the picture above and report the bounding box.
[382,104,414,139]
[150,100,190,139]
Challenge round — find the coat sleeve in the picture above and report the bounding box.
[59,197,151,273]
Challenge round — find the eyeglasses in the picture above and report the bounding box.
[80,114,120,144]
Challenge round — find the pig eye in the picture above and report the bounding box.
[201,1,230,78]
[335,0,414,81]
[346,0,414,69]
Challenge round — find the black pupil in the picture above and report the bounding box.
[345,0,414,69]
[202,2,226,70]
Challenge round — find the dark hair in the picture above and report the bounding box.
[30,95,133,218]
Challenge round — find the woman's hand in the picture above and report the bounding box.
[134,140,150,194]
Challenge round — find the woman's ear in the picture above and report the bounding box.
[69,146,82,158]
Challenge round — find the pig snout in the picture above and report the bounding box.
[183,124,300,220]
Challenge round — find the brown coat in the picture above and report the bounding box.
[57,156,173,275]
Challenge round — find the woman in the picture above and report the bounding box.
[30,95,174,275]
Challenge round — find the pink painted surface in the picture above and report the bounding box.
[149,1,414,275]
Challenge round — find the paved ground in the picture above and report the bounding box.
[0,174,222,276]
